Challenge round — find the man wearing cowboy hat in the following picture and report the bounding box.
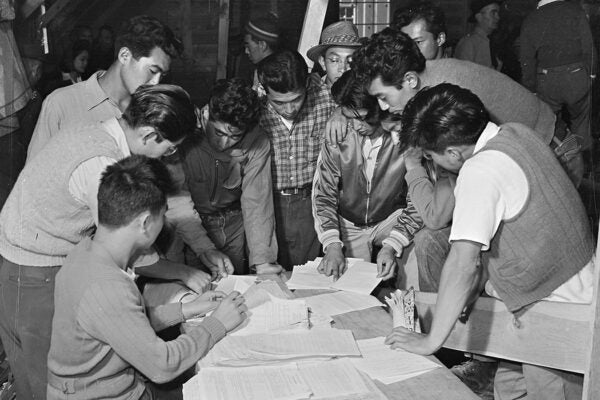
[455,0,502,71]
[307,21,362,89]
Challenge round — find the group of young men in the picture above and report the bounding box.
[0,5,594,400]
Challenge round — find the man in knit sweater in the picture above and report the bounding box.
[0,84,201,399]
[386,83,594,400]
[47,155,247,400]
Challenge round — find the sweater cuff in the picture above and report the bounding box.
[319,229,343,250]
[404,165,429,185]
[200,316,227,343]
[382,232,410,256]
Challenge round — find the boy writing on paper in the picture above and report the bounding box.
[47,155,248,400]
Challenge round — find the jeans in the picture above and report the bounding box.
[200,209,247,275]
[0,257,61,399]
[414,226,452,292]
[273,192,320,270]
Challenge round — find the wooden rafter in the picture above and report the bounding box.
[297,0,328,69]
[21,0,45,19]
[40,0,81,27]
[216,0,230,79]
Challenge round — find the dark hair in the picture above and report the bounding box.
[352,28,426,90]
[116,15,182,60]
[392,1,447,38]
[71,40,91,60]
[331,70,379,126]
[98,155,176,228]
[400,83,489,153]
[246,12,280,50]
[98,24,114,36]
[258,50,308,94]
[122,84,196,143]
[209,78,260,132]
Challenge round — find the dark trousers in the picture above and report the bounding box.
[414,227,451,292]
[0,257,60,399]
[537,62,593,150]
[200,209,247,275]
[273,192,320,270]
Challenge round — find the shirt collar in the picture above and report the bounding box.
[82,71,114,112]
[538,0,562,8]
[473,121,500,154]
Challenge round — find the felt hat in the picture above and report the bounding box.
[245,13,280,44]
[469,0,501,22]
[306,21,362,63]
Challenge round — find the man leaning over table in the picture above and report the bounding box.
[47,155,247,400]
[385,83,594,400]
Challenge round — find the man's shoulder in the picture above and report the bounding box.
[45,79,89,104]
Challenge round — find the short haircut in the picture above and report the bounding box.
[400,83,489,153]
[352,28,426,90]
[115,15,182,60]
[209,78,260,133]
[392,1,447,38]
[98,155,176,228]
[122,84,196,143]
[331,70,380,126]
[71,39,91,59]
[257,50,308,94]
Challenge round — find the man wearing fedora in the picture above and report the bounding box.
[244,13,281,95]
[455,0,502,71]
[306,21,362,89]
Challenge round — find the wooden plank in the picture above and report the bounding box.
[216,0,230,79]
[20,0,44,19]
[415,292,592,373]
[297,0,328,69]
[40,0,80,27]
[583,233,600,399]
[181,0,193,59]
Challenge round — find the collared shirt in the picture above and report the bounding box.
[27,71,121,161]
[259,80,336,190]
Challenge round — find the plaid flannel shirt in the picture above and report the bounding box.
[259,80,336,190]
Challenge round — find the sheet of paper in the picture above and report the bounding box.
[297,359,373,399]
[285,258,334,290]
[305,291,383,317]
[230,297,309,336]
[350,337,440,384]
[331,261,382,295]
[214,275,257,294]
[183,363,312,400]
[199,329,360,368]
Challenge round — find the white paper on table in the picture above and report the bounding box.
[285,258,333,290]
[297,359,373,399]
[350,337,440,384]
[331,261,382,295]
[183,363,312,400]
[214,275,257,294]
[230,296,309,336]
[305,291,383,317]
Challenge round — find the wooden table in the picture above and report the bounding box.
[186,276,479,400]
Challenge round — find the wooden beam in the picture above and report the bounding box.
[181,0,193,59]
[216,0,230,79]
[40,0,80,27]
[297,0,328,69]
[415,292,592,373]
[21,0,44,19]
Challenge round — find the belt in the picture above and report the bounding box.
[537,61,585,75]
[276,185,312,196]
[199,202,242,218]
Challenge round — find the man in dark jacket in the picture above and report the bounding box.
[182,78,279,275]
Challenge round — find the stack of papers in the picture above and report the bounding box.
[184,359,386,400]
[213,275,258,294]
[286,258,382,294]
[305,291,383,317]
[230,296,310,336]
[198,329,360,368]
[350,337,440,384]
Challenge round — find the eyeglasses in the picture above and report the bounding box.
[150,131,178,157]
[326,56,352,70]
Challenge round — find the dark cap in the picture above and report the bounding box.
[469,0,501,22]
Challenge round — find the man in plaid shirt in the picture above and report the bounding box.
[258,50,337,269]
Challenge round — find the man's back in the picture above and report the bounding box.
[421,58,555,143]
